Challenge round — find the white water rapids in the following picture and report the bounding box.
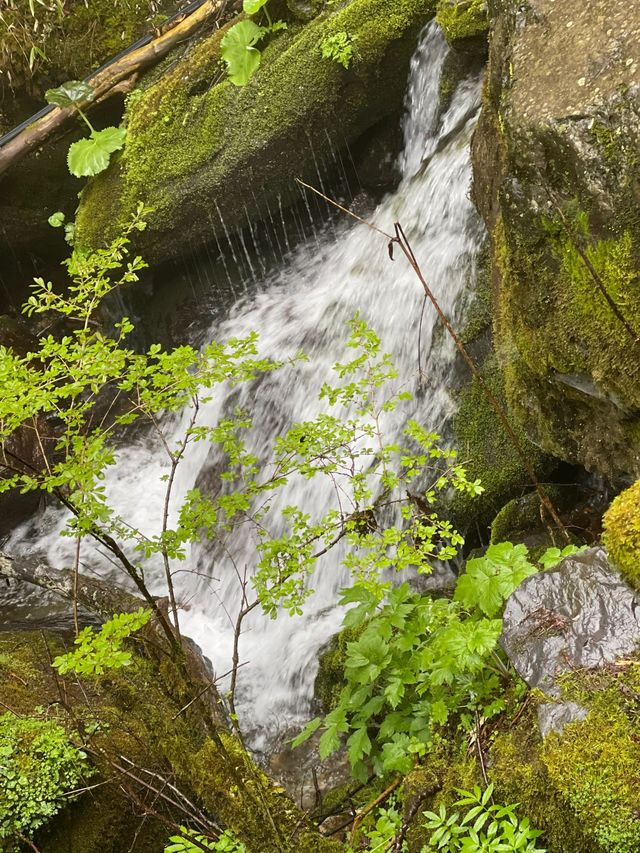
[7,23,484,749]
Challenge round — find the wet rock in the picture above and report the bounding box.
[501,546,640,696]
[472,0,640,480]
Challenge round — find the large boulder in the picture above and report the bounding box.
[75,0,438,263]
[472,0,640,481]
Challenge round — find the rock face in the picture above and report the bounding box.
[472,0,640,481]
[502,547,640,693]
[75,0,437,264]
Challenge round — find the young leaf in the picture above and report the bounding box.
[48,211,65,227]
[45,80,93,108]
[290,716,321,748]
[67,126,126,177]
[243,0,268,13]
[220,20,265,86]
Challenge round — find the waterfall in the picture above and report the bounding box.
[6,22,485,749]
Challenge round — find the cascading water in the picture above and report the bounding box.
[6,22,484,749]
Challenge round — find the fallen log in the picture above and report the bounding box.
[0,0,229,179]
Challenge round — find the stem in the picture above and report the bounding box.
[75,106,94,134]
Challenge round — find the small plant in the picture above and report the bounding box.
[320,31,355,69]
[52,608,151,676]
[0,714,91,848]
[293,543,569,782]
[220,0,286,86]
[48,210,75,245]
[165,827,247,852]
[45,80,125,177]
[422,783,545,852]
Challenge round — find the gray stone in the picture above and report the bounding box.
[537,700,589,739]
[501,546,640,696]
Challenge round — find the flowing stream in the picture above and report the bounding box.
[6,23,484,750]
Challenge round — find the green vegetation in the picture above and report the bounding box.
[435,0,488,46]
[0,714,91,849]
[320,31,356,68]
[220,0,288,86]
[0,0,169,93]
[166,828,247,852]
[602,480,640,588]
[294,543,573,782]
[74,0,438,259]
[53,609,151,676]
[45,80,125,177]
[422,783,544,851]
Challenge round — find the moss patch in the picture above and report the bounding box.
[602,480,640,589]
[451,352,548,533]
[435,0,488,47]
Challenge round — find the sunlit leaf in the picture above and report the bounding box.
[45,79,93,108]
[67,126,125,177]
[220,20,265,86]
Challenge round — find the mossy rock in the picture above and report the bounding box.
[0,629,338,852]
[487,662,640,853]
[602,480,640,589]
[435,0,488,50]
[315,623,364,712]
[471,0,640,480]
[451,352,550,535]
[76,0,437,263]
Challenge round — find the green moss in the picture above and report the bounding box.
[489,486,567,544]
[491,204,640,477]
[542,666,640,853]
[489,704,601,853]
[602,480,640,589]
[435,0,488,47]
[460,242,492,346]
[451,352,548,532]
[76,0,437,262]
[315,623,364,711]
[185,735,342,851]
[0,631,334,853]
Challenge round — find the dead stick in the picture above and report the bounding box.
[349,777,402,847]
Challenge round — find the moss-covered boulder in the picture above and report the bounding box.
[472,0,640,481]
[436,0,488,50]
[489,663,640,853]
[75,0,437,263]
[0,627,341,852]
[603,480,640,589]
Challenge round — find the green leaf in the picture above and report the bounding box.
[220,20,265,86]
[347,726,371,766]
[48,211,65,227]
[45,80,93,108]
[67,126,126,177]
[243,0,267,13]
[290,716,321,748]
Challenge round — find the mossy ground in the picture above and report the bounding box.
[602,480,640,589]
[0,0,174,103]
[76,0,437,262]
